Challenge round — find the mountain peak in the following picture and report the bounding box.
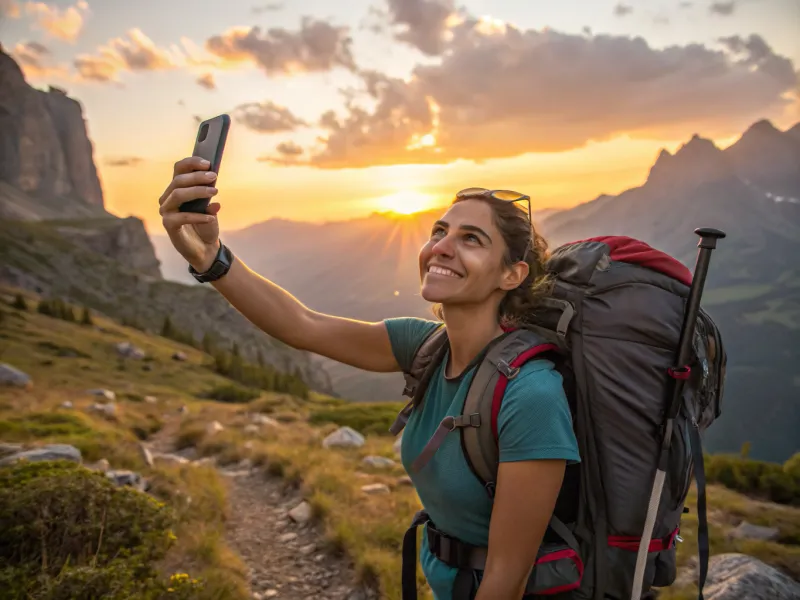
[645,134,729,188]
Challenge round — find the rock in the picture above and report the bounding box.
[89,402,116,417]
[192,456,216,467]
[362,455,395,468]
[60,400,73,408]
[0,442,24,457]
[322,426,365,449]
[86,388,116,400]
[361,483,390,495]
[144,395,157,404]
[116,341,145,359]
[244,424,260,434]
[288,500,312,524]
[264,591,278,598]
[155,452,190,465]
[178,405,189,414]
[299,542,316,555]
[703,553,800,599]
[0,363,32,387]
[396,475,413,486]
[280,532,298,542]
[106,469,146,492]
[0,443,82,465]
[727,521,780,542]
[172,351,187,361]
[206,420,224,435]
[139,444,154,467]
[252,414,281,427]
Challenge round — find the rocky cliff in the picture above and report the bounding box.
[0,44,105,214]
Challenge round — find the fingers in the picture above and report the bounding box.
[160,185,218,215]
[162,211,215,233]
[159,170,217,206]
[174,156,210,177]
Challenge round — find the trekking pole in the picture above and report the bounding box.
[630,227,726,600]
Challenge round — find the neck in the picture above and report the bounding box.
[441,302,505,378]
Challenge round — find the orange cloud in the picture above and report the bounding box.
[265,20,797,169]
[205,17,355,75]
[11,41,70,79]
[25,0,88,43]
[74,29,211,83]
[232,100,306,133]
[1,0,20,17]
[196,72,215,90]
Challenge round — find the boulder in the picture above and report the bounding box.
[362,455,396,468]
[0,443,82,465]
[0,363,32,387]
[322,426,365,449]
[691,553,800,600]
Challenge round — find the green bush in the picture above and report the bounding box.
[308,401,407,435]
[201,383,261,404]
[0,460,203,599]
[704,453,800,506]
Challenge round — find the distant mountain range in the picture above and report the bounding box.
[151,118,800,463]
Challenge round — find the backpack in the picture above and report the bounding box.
[390,234,727,600]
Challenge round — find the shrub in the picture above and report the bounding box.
[704,453,800,506]
[308,401,407,435]
[201,383,261,404]
[0,460,201,599]
[11,294,28,310]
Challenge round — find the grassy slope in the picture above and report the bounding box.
[0,286,797,599]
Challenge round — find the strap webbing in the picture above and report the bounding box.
[688,422,709,600]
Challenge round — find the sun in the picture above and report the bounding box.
[376,190,437,215]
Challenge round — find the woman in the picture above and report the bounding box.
[158,157,581,600]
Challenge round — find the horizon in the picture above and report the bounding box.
[2,0,798,234]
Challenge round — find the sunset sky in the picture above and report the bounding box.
[1,0,798,233]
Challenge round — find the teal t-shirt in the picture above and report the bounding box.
[384,317,581,600]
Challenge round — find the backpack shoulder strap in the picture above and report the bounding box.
[389,324,449,436]
[460,328,561,496]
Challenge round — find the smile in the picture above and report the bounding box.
[427,265,463,278]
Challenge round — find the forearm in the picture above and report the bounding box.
[474,567,530,600]
[207,254,310,348]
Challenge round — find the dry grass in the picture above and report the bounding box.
[2,288,798,600]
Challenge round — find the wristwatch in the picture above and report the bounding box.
[188,241,234,283]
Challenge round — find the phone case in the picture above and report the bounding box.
[179,114,231,214]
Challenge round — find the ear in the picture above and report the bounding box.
[499,260,530,291]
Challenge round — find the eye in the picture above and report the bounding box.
[431,226,445,238]
[464,233,481,244]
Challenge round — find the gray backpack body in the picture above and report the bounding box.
[392,235,726,600]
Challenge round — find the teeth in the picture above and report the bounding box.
[429,266,460,277]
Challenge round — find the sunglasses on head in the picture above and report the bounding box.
[455,187,533,262]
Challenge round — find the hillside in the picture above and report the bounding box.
[1,288,798,599]
[153,118,800,462]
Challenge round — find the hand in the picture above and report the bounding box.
[159,156,222,272]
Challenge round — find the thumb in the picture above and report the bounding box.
[207,202,222,215]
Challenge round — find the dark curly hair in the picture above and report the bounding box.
[431,194,553,327]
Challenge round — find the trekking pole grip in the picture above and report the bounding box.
[695,227,726,249]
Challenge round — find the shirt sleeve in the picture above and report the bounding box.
[383,317,442,373]
[496,359,581,464]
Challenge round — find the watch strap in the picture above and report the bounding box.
[188,242,233,283]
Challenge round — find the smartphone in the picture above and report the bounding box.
[179,114,231,213]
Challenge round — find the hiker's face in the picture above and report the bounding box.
[418,199,515,306]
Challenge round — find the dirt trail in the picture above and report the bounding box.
[145,417,371,600]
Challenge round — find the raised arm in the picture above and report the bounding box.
[158,156,401,374]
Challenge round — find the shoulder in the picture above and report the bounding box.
[383,317,442,372]
[496,358,580,464]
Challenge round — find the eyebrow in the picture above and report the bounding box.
[433,220,493,243]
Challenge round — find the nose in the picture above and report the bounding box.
[431,232,455,258]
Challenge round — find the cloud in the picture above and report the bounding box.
[10,41,70,79]
[382,0,459,56]
[258,140,305,165]
[1,0,20,17]
[293,23,797,169]
[74,29,211,83]
[709,1,736,15]
[197,72,215,89]
[613,3,633,16]
[25,0,89,43]
[252,2,283,13]
[205,17,356,75]
[105,156,144,167]
[232,101,306,133]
